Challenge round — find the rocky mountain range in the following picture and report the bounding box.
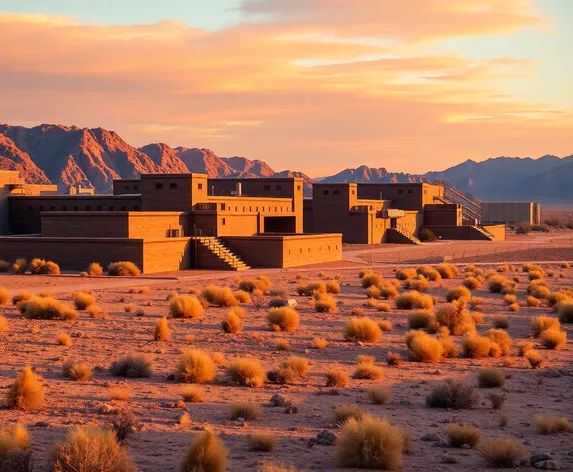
[0,123,571,202]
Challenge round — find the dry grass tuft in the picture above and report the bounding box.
[325,369,350,387]
[539,328,566,350]
[154,317,172,341]
[123,303,136,313]
[0,315,8,334]
[312,293,337,313]
[366,386,391,404]
[267,307,299,332]
[487,329,512,356]
[477,368,505,388]
[426,380,478,409]
[72,291,95,310]
[233,290,251,304]
[335,416,406,470]
[221,311,243,334]
[51,427,136,472]
[107,261,140,277]
[176,350,216,384]
[63,361,93,382]
[0,288,8,306]
[478,436,526,468]
[57,332,72,346]
[530,316,560,337]
[446,286,471,303]
[462,335,496,359]
[226,358,265,388]
[395,268,417,280]
[557,302,573,323]
[395,291,433,310]
[508,302,520,312]
[403,274,430,292]
[386,352,402,367]
[462,276,481,290]
[417,265,442,281]
[0,422,30,460]
[533,414,570,434]
[5,366,45,410]
[248,433,277,452]
[492,316,510,329]
[311,337,328,349]
[406,331,443,362]
[333,404,365,424]
[353,363,383,380]
[525,349,545,369]
[274,338,290,351]
[407,309,435,329]
[87,262,103,276]
[202,286,239,307]
[437,263,459,279]
[447,423,481,448]
[180,429,228,472]
[20,296,77,321]
[343,317,382,343]
[110,355,153,378]
[12,258,28,274]
[229,402,261,420]
[526,296,542,307]
[487,392,506,409]
[436,301,475,335]
[109,388,133,402]
[181,385,203,403]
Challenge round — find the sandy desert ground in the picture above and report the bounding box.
[0,243,572,471]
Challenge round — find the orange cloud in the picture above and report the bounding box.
[0,5,570,176]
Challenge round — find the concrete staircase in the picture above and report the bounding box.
[191,237,251,270]
[470,226,495,241]
[387,227,422,245]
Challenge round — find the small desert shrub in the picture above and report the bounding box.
[110,409,140,443]
[226,358,265,387]
[378,320,393,331]
[176,350,216,384]
[488,392,506,409]
[426,379,478,409]
[180,429,228,472]
[539,328,566,350]
[311,337,328,349]
[233,290,251,304]
[447,423,481,448]
[123,303,136,313]
[109,388,132,401]
[526,296,542,307]
[73,291,95,310]
[377,303,392,313]
[268,298,287,308]
[353,363,383,380]
[407,309,434,329]
[333,404,365,424]
[51,427,137,472]
[487,329,511,356]
[395,268,416,280]
[508,302,520,312]
[0,260,11,272]
[154,317,172,341]
[86,304,102,318]
[107,261,140,276]
[0,315,8,333]
[367,386,391,404]
[274,338,290,351]
[335,416,406,470]
[5,366,45,410]
[87,262,103,276]
[395,291,433,310]
[530,316,560,337]
[478,436,526,468]
[462,335,496,359]
[343,317,382,343]
[325,280,341,294]
[63,361,92,382]
[229,402,261,421]
[462,276,481,290]
[470,296,484,309]
[446,286,471,303]
[417,265,441,281]
[57,332,72,346]
[557,302,573,323]
[477,368,505,388]
[202,286,239,307]
[312,293,337,313]
[326,369,350,387]
[0,288,9,307]
[280,356,310,378]
[267,307,299,332]
[222,311,243,334]
[238,276,271,293]
[518,341,534,356]
[533,414,570,434]
[249,433,277,452]
[492,316,509,329]
[525,349,544,368]
[488,275,512,294]
[20,296,77,321]
[503,294,517,305]
[528,270,544,280]
[437,263,459,279]
[419,227,438,241]
[439,336,457,358]
[12,258,28,274]
[169,295,204,319]
[403,275,429,292]
[386,352,402,367]
[406,331,443,362]
[110,355,152,378]
[0,422,30,460]
[297,280,326,295]
[365,286,381,299]
[180,385,203,403]
[376,282,400,300]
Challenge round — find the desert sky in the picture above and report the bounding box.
[0,0,572,176]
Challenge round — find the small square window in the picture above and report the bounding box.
[264,185,271,191]
[39,206,44,211]
[134,185,139,191]
[170,182,178,189]
[133,206,139,211]
[222,218,226,225]
[333,190,340,195]
[398,189,404,194]
[407,189,413,194]
[198,183,203,190]
[276,185,282,190]
[297,185,301,191]
[352,190,355,195]
[50,205,56,211]
[155,182,164,190]
[323,190,329,195]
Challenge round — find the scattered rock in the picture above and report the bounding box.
[287,299,298,308]
[531,453,554,465]
[236,417,246,422]
[270,393,287,407]
[534,460,563,470]
[316,430,336,446]
[421,433,442,442]
[284,405,298,414]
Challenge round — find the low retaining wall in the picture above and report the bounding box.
[425,225,505,241]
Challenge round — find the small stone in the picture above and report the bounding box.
[531,453,553,465]
[284,405,298,414]
[461,444,471,449]
[287,299,298,308]
[534,460,562,470]
[270,393,287,407]
[316,430,336,446]
[236,417,246,422]
[421,433,442,442]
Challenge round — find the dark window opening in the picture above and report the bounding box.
[133,206,139,211]
[125,185,131,191]
[352,190,355,195]
[134,185,139,191]
[333,190,340,195]
[50,205,56,211]
[323,190,329,195]
[264,185,271,191]
[155,183,164,190]
[297,185,301,191]
[198,183,203,190]
[222,218,226,225]
[398,189,404,194]
[120,206,127,211]
[170,182,178,189]
[407,189,413,194]
[39,206,44,212]
[276,185,282,190]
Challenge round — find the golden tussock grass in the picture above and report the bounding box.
[470,296,484,309]
[5,366,45,410]
[107,261,140,277]
[386,352,402,367]
[405,331,443,363]
[297,280,326,295]
[110,355,153,378]
[311,337,328,349]
[0,422,30,459]
[477,367,505,388]
[533,413,570,434]
[20,296,77,321]
[123,303,136,313]
[280,356,310,378]
[367,386,391,404]
[557,302,573,323]
[508,302,520,312]
[12,258,28,274]
[325,369,350,387]
[274,338,290,351]
[525,349,545,368]
[72,291,95,309]
[180,429,228,472]
[407,309,435,329]
[221,311,243,334]
[333,404,365,424]
[417,265,441,281]
[378,320,393,332]
[335,416,406,470]
[503,293,517,305]
[462,276,481,290]
[361,273,383,288]
[233,290,251,304]
[86,304,102,318]
[530,316,560,337]
[226,358,265,388]
[51,427,137,472]
[436,301,474,335]
[259,462,299,472]
[0,288,9,306]
[403,275,430,292]
[176,350,216,384]
[238,275,271,293]
[87,262,103,276]
[180,385,203,403]
[169,295,204,319]
[248,433,277,452]
[63,361,93,382]
[426,380,478,409]
[487,329,512,356]
[57,332,72,346]
[109,388,133,401]
[526,296,542,307]
[462,335,497,359]
[436,263,459,279]
[487,392,506,409]
[343,317,382,343]
[154,317,172,341]
[395,268,416,280]
[229,402,261,420]
[356,355,375,365]
[445,286,471,303]
[325,280,341,294]
[353,363,383,380]
[447,423,481,448]
[539,328,566,350]
[478,436,526,468]
[395,291,433,310]
[267,307,299,332]
[0,315,8,334]
[202,286,239,307]
[377,303,392,313]
[312,293,337,313]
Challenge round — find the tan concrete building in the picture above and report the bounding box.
[481,202,541,225]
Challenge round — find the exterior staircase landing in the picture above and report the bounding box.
[387,227,422,245]
[191,236,251,270]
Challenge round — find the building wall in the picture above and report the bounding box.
[42,212,130,238]
[142,238,192,273]
[481,202,538,224]
[128,213,188,238]
[423,204,462,226]
[425,225,506,241]
[222,234,342,268]
[140,174,208,212]
[113,179,141,195]
[8,195,141,234]
[356,183,444,211]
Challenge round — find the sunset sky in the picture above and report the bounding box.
[1,0,572,176]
